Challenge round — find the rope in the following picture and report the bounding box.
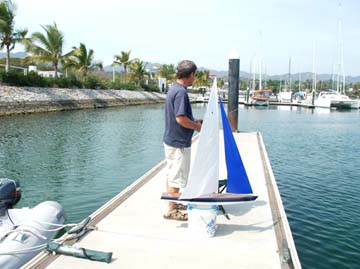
[0,228,48,240]
[29,219,78,228]
[0,217,92,255]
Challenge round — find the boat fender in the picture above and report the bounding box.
[47,241,112,263]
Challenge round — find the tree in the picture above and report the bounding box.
[129,58,148,85]
[217,77,225,89]
[24,22,71,78]
[113,50,132,82]
[65,43,102,77]
[193,70,210,88]
[158,64,175,83]
[0,0,27,72]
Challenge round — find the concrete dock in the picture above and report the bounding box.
[22,132,301,269]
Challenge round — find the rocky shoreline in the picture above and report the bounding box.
[0,86,166,116]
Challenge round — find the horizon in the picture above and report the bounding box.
[11,0,360,77]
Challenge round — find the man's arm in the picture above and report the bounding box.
[176,115,202,132]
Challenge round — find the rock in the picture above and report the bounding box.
[0,87,166,116]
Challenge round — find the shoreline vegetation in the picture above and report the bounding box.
[0,86,166,116]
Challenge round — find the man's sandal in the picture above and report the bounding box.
[163,209,188,221]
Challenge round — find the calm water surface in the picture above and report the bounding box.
[0,104,359,269]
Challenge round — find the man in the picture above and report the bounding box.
[163,60,202,221]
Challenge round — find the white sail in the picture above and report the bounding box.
[180,78,219,199]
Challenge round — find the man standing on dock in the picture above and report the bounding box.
[163,60,202,221]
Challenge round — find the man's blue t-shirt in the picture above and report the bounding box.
[163,82,194,148]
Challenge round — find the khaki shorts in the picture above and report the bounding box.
[164,143,191,189]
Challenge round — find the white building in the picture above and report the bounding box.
[37,70,62,78]
[158,77,166,92]
[28,66,62,78]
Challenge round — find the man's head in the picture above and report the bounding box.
[176,60,197,87]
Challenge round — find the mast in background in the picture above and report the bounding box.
[336,3,346,94]
[288,57,292,102]
[258,31,263,91]
[312,41,316,105]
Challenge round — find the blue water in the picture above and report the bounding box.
[0,104,359,269]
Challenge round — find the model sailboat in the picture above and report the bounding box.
[161,78,257,205]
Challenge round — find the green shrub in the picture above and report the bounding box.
[0,70,84,88]
[27,72,48,87]
[45,77,82,88]
[82,75,106,89]
[141,83,159,92]
[0,70,47,87]
[109,81,137,90]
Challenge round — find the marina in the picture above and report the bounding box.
[0,0,360,267]
[1,103,360,269]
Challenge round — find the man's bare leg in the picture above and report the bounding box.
[167,181,179,212]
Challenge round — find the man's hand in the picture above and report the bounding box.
[176,116,202,132]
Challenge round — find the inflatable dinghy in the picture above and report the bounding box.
[0,178,66,269]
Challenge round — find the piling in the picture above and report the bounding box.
[228,52,240,131]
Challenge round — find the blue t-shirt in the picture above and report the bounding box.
[163,82,194,148]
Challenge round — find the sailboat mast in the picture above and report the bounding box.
[312,42,316,93]
[288,57,291,92]
[279,80,282,92]
[336,3,346,94]
[287,57,292,103]
[252,55,256,91]
[264,64,267,89]
[259,58,262,90]
[258,31,263,91]
[247,60,251,103]
[332,63,335,90]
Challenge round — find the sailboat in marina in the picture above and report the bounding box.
[314,4,359,110]
[278,57,292,104]
[161,78,257,205]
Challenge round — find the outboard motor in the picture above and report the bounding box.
[0,178,21,216]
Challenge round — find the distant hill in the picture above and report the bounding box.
[105,63,360,83]
[263,72,360,84]
[0,52,27,59]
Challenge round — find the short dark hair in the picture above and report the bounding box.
[176,60,197,79]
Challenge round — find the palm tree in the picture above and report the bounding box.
[24,22,71,78]
[194,70,210,88]
[129,58,148,85]
[158,64,175,83]
[218,78,225,89]
[65,43,102,77]
[113,50,132,83]
[0,0,27,72]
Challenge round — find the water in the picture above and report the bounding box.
[0,104,359,269]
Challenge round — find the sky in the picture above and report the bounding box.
[13,0,360,76]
